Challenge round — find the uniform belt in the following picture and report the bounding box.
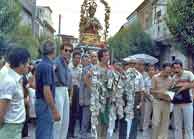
[158,98,170,102]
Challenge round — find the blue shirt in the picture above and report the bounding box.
[35,57,55,99]
[54,56,72,88]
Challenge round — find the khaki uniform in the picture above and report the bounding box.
[151,73,172,139]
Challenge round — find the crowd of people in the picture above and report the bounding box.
[0,40,194,139]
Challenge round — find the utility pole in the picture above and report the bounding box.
[58,14,61,35]
[32,0,36,37]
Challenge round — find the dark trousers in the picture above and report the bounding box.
[118,117,139,139]
[68,86,82,136]
[22,107,29,137]
[129,117,139,139]
[118,118,127,139]
[22,118,28,137]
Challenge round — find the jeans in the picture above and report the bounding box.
[53,87,69,139]
[174,103,193,139]
[35,99,54,139]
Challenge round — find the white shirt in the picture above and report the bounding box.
[0,67,25,124]
[135,71,145,92]
[144,75,152,94]
[69,64,82,87]
[0,64,9,80]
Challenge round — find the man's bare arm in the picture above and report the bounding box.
[43,86,60,121]
[83,70,92,89]
[0,100,9,125]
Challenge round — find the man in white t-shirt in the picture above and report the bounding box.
[0,47,30,139]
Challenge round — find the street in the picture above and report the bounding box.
[24,123,175,139]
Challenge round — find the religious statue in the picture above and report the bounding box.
[82,1,102,35]
[79,0,110,46]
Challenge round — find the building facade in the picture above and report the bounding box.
[19,0,55,38]
[151,0,188,68]
[36,6,56,37]
[123,0,189,68]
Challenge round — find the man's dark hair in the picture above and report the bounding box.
[172,59,183,67]
[7,47,30,68]
[41,40,56,56]
[162,63,171,69]
[97,48,108,62]
[60,42,73,50]
[73,51,81,58]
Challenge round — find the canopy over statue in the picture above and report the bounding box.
[79,0,110,47]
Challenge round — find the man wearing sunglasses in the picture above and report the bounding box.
[53,42,73,139]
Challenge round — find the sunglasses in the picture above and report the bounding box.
[64,49,73,53]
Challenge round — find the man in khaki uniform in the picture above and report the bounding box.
[151,63,173,139]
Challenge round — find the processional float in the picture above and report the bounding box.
[78,0,111,51]
[78,0,112,138]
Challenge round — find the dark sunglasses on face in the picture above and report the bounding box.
[64,49,73,53]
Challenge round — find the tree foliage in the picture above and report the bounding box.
[108,21,154,59]
[0,0,57,59]
[0,0,21,38]
[166,0,194,48]
[9,25,39,59]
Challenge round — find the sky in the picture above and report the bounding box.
[37,0,144,38]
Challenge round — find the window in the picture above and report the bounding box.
[157,10,162,18]
[172,56,176,61]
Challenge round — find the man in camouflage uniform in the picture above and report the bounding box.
[129,59,145,139]
[106,64,125,139]
[85,48,111,139]
[119,59,139,139]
